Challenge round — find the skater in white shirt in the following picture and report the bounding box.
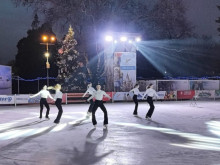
[48,84,63,124]
[30,85,54,119]
[82,83,96,116]
[128,84,142,115]
[87,85,111,129]
[142,83,159,120]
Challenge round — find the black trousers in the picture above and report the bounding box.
[40,98,50,118]
[92,100,108,125]
[133,95,138,113]
[54,98,63,122]
[146,96,155,117]
[88,95,94,113]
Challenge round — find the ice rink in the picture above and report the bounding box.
[0,101,220,165]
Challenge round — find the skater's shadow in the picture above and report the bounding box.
[68,117,91,130]
[134,116,142,119]
[0,120,47,134]
[0,125,57,152]
[134,116,166,128]
[146,120,166,128]
[70,129,114,165]
[210,118,220,121]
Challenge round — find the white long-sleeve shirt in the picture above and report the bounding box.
[142,88,159,99]
[129,88,141,95]
[88,90,111,101]
[54,90,63,100]
[30,90,53,99]
[83,87,96,97]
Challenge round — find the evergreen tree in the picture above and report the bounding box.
[31,14,40,30]
[14,23,58,93]
[56,26,88,92]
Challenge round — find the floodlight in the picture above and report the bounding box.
[105,35,113,42]
[135,37,141,42]
[120,36,127,42]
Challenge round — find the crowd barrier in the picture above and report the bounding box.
[1,90,220,106]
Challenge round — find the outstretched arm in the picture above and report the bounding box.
[30,91,41,98]
[48,92,54,100]
[103,92,111,99]
[82,89,88,98]
[47,86,55,90]
[127,88,134,96]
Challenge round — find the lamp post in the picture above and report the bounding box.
[41,35,56,86]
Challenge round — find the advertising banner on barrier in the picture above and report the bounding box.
[195,90,215,98]
[0,95,14,104]
[177,90,195,99]
[158,80,189,91]
[157,91,166,100]
[190,80,219,90]
[113,92,132,101]
[114,52,136,92]
[164,91,177,100]
[138,80,157,92]
[0,65,12,95]
[16,95,30,104]
[28,95,41,103]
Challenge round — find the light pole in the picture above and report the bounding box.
[41,35,56,86]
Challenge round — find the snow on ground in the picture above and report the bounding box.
[0,101,220,165]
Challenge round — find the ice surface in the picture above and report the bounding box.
[0,101,220,165]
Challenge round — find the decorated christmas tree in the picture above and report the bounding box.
[56,25,88,92]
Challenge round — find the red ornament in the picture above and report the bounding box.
[58,48,63,54]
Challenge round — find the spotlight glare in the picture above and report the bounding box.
[120,36,127,42]
[114,40,118,44]
[50,36,56,42]
[105,35,113,42]
[135,37,141,42]
[42,35,48,42]
[128,40,133,44]
[45,52,50,57]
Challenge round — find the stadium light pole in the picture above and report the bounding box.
[40,35,56,86]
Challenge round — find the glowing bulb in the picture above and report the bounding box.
[105,35,113,42]
[45,52,50,57]
[51,36,56,42]
[42,35,48,42]
[135,37,141,42]
[120,36,127,42]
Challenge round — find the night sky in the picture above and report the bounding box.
[0,0,219,65]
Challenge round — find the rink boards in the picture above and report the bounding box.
[1,90,220,105]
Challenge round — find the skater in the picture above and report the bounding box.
[142,83,159,120]
[82,83,96,116]
[30,85,54,119]
[128,84,142,116]
[87,85,111,129]
[48,84,63,124]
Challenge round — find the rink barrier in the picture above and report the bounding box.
[0,90,219,106]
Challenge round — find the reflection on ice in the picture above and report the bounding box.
[114,121,220,151]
